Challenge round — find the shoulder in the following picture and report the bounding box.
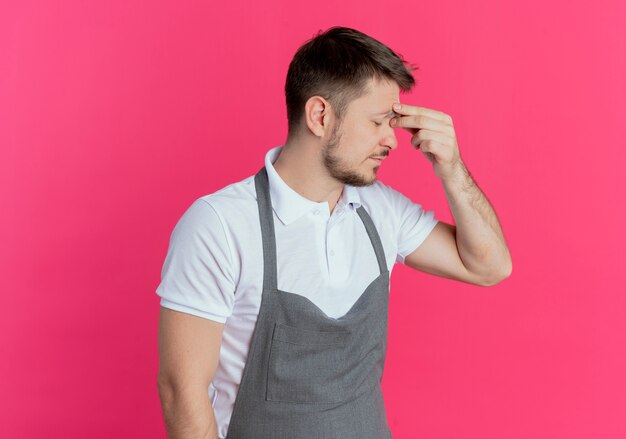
[190,174,258,225]
[167,174,257,246]
[354,179,419,219]
[354,179,438,264]
[198,174,256,210]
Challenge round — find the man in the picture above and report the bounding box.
[156,26,512,439]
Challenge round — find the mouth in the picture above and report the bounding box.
[369,157,385,163]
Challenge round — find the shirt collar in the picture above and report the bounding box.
[264,145,362,226]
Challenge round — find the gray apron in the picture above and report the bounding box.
[225,166,393,439]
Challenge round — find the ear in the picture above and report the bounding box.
[303,96,332,137]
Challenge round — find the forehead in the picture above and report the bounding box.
[349,77,400,113]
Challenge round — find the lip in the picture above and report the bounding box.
[369,157,385,162]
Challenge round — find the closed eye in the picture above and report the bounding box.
[373,121,382,126]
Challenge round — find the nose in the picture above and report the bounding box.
[381,124,399,151]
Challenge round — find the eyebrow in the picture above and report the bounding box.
[373,110,399,118]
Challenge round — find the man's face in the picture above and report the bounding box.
[322,76,400,187]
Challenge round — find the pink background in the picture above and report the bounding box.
[2,1,625,438]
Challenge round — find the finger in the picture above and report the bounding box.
[410,129,450,149]
[391,114,449,132]
[392,103,451,122]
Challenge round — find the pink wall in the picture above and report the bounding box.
[2,1,625,437]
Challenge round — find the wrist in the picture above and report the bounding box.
[441,160,470,188]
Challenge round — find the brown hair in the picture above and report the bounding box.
[285,26,417,137]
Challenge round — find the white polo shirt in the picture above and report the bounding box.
[156,145,438,438]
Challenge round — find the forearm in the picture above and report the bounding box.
[158,383,218,439]
[440,160,512,283]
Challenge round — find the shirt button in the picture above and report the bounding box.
[330,250,335,256]
[314,210,320,215]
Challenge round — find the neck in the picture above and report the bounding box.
[273,135,344,214]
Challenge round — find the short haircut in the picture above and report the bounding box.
[285,26,417,137]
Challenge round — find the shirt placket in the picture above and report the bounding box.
[326,204,348,280]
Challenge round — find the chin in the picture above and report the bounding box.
[354,172,378,187]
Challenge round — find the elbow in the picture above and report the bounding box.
[157,374,216,438]
[157,373,175,408]
[480,260,513,287]
[157,372,183,412]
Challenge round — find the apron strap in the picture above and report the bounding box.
[356,205,388,275]
[254,166,278,291]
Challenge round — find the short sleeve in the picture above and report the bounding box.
[383,184,439,265]
[155,198,236,323]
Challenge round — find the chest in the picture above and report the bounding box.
[229,209,396,319]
